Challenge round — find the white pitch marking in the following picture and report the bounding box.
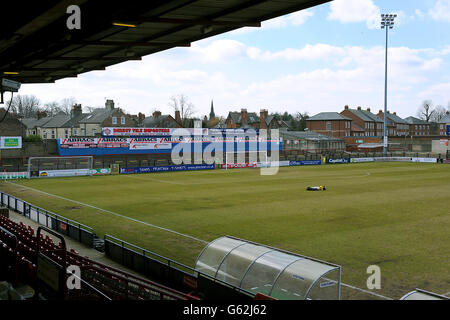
[7,181,207,244]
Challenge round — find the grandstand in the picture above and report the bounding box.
[0,214,201,300]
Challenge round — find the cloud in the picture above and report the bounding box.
[328,0,381,29]
[429,0,450,22]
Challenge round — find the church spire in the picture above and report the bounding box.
[209,99,215,120]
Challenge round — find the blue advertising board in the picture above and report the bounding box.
[120,164,215,174]
[326,158,350,164]
[446,124,450,136]
[289,160,322,166]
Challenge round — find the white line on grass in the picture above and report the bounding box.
[6,181,395,300]
[7,181,208,244]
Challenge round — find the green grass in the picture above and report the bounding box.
[1,162,449,299]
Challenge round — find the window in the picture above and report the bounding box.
[65,129,69,138]
[112,117,117,124]
[74,129,78,136]
[81,128,85,136]
[440,124,444,129]
[51,130,55,139]
[92,129,96,136]
[121,116,125,125]
[43,131,47,139]
[326,121,331,131]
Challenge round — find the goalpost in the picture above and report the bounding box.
[27,156,94,178]
[223,150,268,169]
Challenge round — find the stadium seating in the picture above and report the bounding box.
[0,215,200,300]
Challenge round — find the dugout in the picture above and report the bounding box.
[195,236,341,300]
[400,289,448,300]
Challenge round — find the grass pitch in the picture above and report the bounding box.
[1,162,449,299]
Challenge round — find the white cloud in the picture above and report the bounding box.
[18,40,449,119]
[429,0,450,22]
[328,0,381,29]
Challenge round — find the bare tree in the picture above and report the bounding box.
[417,100,435,122]
[59,97,77,115]
[168,94,195,127]
[43,101,61,117]
[431,105,447,123]
[8,95,41,118]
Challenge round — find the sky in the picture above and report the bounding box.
[16,0,450,119]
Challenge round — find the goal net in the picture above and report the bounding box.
[28,156,93,178]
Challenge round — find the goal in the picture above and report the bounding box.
[27,156,93,178]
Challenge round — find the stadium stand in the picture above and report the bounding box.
[0,215,200,300]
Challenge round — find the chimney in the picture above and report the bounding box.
[387,110,390,114]
[393,112,397,115]
[446,111,449,115]
[344,105,349,110]
[379,110,383,114]
[240,108,248,125]
[357,106,362,110]
[152,111,161,118]
[175,110,181,124]
[367,108,371,112]
[105,99,115,110]
[72,104,82,117]
[260,109,267,129]
[138,112,145,125]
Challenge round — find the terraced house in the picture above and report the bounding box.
[340,106,384,137]
[377,110,409,136]
[404,116,431,136]
[305,112,352,138]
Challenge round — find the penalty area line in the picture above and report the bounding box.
[6,181,208,244]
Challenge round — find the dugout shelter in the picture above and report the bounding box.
[195,236,341,300]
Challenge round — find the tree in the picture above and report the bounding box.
[168,94,195,127]
[59,97,77,115]
[8,95,41,118]
[417,100,435,122]
[431,105,447,123]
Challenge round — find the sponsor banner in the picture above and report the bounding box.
[447,125,450,136]
[351,158,375,163]
[221,163,257,169]
[91,168,111,175]
[440,139,449,146]
[120,164,215,174]
[374,157,412,162]
[326,158,350,164]
[289,160,322,166]
[129,143,172,150]
[0,136,22,149]
[39,169,91,177]
[412,158,437,163]
[102,127,209,136]
[256,161,290,168]
[443,159,450,164]
[0,172,28,180]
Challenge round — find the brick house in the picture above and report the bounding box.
[404,116,431,136]
[143,110,181,128]
[305,112,352,138]
[341,106,383,137]
[226,109,282,130]
[377,110,409,136]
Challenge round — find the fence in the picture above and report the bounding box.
[104,234,254,300]
[0,192,95,247]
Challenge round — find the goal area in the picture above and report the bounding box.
[28,156,93,178]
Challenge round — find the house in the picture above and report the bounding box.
[21,116,52,137]
[226,109,282,130]
[437,111,450,136]
[280,130,346,152]
[78,99,137,136]
[340,106,384,137]
[226,109,261,129]
[305,112,352,138]
[377,110,409,136]
[404,116,431,136]
[142,110,181,128]
[0,108,25,137]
